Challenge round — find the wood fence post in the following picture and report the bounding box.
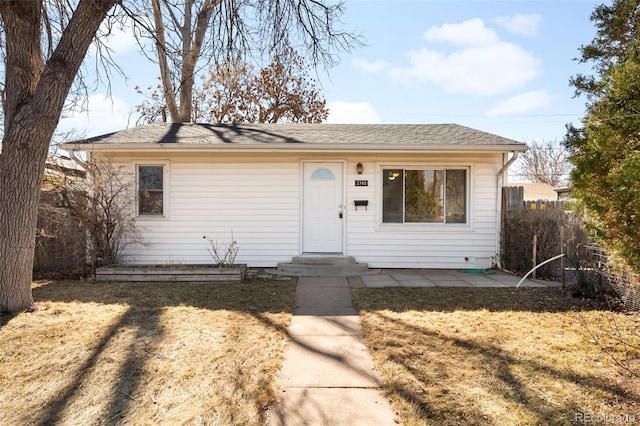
[532,234,538,280]
[560,226,566,290]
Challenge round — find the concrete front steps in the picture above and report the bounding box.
[276,256,373,277]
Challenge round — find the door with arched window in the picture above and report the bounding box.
[302,162,344,253]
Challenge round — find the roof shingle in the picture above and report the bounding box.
[64,123,527,152]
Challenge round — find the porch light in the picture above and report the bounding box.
[356,162,364,174]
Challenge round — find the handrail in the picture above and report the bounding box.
[516,253,566,288]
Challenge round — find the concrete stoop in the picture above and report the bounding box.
[275,255,373,277]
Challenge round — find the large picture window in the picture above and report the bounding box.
[382,168,467,224]
[138,165,164,215]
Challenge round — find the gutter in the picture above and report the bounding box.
[495,151,519,269]
[60,142,528,154]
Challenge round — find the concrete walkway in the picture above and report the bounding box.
[267,269,562,425]
[268,276,397,426]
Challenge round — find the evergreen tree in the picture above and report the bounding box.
[565,0,640,271]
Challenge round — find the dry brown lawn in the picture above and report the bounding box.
[0,279,296,426]
[353,287,640,426]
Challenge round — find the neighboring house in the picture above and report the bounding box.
[43,154,87,184]
[62,123,526,269]
[554,187,572,200]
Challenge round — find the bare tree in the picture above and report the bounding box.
[0,0,119,313]
[0,0,357,313]
[58,157,138,271]
[137,46,328,124]
[128,0,358,123]
[516,140,572,187]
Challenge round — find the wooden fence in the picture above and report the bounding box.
[501,185,639,310]
[33,189,87,277]
[502,186,565,212]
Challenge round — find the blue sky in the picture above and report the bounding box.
[58,0,600,143]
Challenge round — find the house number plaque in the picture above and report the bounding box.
[355,180,368,186]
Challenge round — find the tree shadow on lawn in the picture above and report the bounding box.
[352,286,610,314]
[27,279,297,425]
[351,286,638,425]
[367,311,640,425]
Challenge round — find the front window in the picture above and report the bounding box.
[138,165,164,215]
[382,168,467,224]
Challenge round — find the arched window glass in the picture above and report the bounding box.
[310,168,335,180]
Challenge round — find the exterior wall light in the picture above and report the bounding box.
[356,162,364,174]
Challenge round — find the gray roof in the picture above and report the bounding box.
[63,123,527,152]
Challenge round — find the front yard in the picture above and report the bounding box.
[0,279,296,425]
[353,287,640,425]
[1,281,638,425]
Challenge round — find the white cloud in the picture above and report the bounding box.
[493,14,543,37]
[423,18,499,47]
[485,90,553,116]
[389,42,539,95]
[325,101,381,124]
[353,57,392,73]
[389,18,540,96]
[58,94,132,136]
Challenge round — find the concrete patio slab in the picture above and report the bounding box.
[434,280,471,287]
[425,275,464,282]
[397,279,436,287]
[361,276,399,287]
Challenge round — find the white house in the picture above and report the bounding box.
[62,123,526,269]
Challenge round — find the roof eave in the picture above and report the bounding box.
[62,142,527,153]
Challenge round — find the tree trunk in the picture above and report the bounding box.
[152,0,180,122]
[0,0,117,313]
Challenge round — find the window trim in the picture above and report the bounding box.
[377,163,472,230]
[135,161,170,218]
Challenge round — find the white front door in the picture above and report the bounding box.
[302,162,344,253]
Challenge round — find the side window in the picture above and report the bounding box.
[138,165,164,215]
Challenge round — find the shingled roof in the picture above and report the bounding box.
[63,123,527,152]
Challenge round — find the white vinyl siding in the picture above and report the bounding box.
[124,155,300,266]
[105,152,503,269]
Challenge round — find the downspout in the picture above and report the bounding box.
[67,149,88,171]
[495,151,519,269]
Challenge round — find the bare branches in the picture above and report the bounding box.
[136,46,328,124]
[203,233,239,266]
[124,0,360,123]
[516,140,572,187]
[58,156,138,270]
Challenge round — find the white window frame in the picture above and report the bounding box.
[135,161,170,219]
[377,164,472,230]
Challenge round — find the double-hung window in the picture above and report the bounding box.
[138,165,164,216]
[382,168,468,224]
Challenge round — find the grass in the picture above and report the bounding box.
[4,279,640,426]
[352,287,640,426]
[0,279,296,426]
